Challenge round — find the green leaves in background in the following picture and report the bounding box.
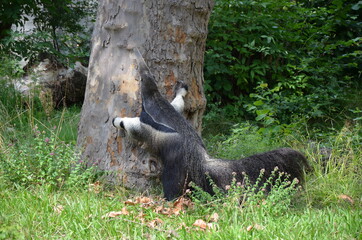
[204,0,362,127]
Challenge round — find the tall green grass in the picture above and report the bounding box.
[0,76,361,239]
[0,172,360,239]
[0,80,93,191]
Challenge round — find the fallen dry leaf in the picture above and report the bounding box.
[253,224,265,230]
[121,207,130,215]
[170,197,193,215]
[171,207,182,216]
[125,196,154,207]
[104,193,115,198]
[166,229,180,238]
[154,205,164,213]
[137,211,146,219]
[154,205,175,215]
[338,194,354,204]
[125,199,137,205]
[147,218,163,228]
[160,207,172,215]
[207,223,216,230]
[137,196,152,204]
[88,181,102,193]
[209,212,219,223]
[102,207,129,219]
[246,225,253,232]
[102,211,123,219]
[173,197,192,209]
[246,223,265,232]
[173,198,184,210]
[193,219,208,230]
[136,211,146,224]
[53,205,64,214]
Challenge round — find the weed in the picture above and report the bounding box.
[189,168,301,216]
[0,125,95,189]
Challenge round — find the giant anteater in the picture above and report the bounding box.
[113,49,309,200]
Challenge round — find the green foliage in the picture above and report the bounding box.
[206,122,279,159]
[0,58,24,120]
[0,126,95,189]
[302,122,362,206]
[205,0,362,126]
[0,0,97,65]
[0,78,91,190]
[190,169,301,217]
[204,113,361,207]
[0,1,37,39]
[0,55,24,78]
[0,87,360,239]
[205,0,288,102]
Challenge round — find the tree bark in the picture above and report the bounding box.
[77,0,213,190]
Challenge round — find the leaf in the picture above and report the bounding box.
[250,40,255,47]
[102,211,122,218]
[88,181,101,193]
[173,197,193,211]
[125,196,154,207]
[137,211,146,219]
[136,196,152,204]
[104,193,115,198]
[338,194,354,204]
[154,206,172,215]
[255,114,267,121]
[351,3,361,10]
[53,204,64,214]
[256,109,270,115]
[121,207,130,215]
[254,224,265,230]
[147,218,163,228]
[260,83,268,88]
[250,70,255,79]
[223,82,232,91]
[246,223,265,231]
[125,199,137,205]
[171,208,182,216]
[102,207,129,218]
[209,212,219,222]
[253,100,264,106]
[193,219,208,230]
[264,117,276,126]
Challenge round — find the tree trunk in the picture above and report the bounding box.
[77,0,213,190]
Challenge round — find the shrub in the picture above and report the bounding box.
[189,168,301,217]
[0,126,95,189]
[205,122,280,159]
[0,0,97,65]
[205,0,361,126]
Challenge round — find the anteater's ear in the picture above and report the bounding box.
[174,81,188,97]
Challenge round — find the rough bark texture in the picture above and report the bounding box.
[77,0,213,190]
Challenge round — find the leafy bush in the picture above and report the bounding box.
[0,0,97,65]
[189,168,301,217]
[302,122,361,207]
[0,56,91,190]
[0,126,95,189]
[205,0,288,102]
[205,0,362,126]
[206,122,281,159]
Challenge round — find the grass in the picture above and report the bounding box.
[0,83,361,239]
[0,181,360,239]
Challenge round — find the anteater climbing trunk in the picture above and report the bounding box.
[77,0,213,190]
